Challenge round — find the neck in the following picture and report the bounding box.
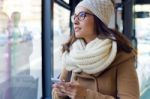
[85,36,97,44]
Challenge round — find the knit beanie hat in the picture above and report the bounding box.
[76,0,114,26]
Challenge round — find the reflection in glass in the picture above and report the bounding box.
[53,3,70,78]
[0,0,42,99]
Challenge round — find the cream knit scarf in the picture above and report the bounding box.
[62,38,117,74]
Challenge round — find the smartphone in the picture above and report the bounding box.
[51,78,61,83]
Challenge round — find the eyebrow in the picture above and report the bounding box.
[74,11,92,15]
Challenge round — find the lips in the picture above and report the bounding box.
[74,27,81,32]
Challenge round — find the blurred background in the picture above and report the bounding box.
[0,0,150,99]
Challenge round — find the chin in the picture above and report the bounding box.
[75,35,82,38]
[75,32,83,38]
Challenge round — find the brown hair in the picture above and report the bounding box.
[62,15,133,53]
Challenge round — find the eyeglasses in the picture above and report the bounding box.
[71,11,93,23]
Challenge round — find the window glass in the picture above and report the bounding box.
[108,1,123,32]
[0,0,42,98]
[63,0,69,4]
[53,3,70,78]
[134,4,150,99]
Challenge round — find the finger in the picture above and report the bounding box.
[66,81,79,87]
[52,83,60,88]
[64,90,74,97]
[64,82,73,88]
[62,89,72,97]
[52,83,63,88]
[53,81,66,87]
[56,82,74,94]
[56,91,67,97]
[54,87,67,97]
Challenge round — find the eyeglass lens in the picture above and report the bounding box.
[71,12,86,22]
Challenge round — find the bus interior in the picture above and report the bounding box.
[0,0,150,99]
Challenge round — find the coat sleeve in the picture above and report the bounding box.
[84,89,115,99]
[52,68,69,99]
[117,57,140,99]
[78,57,140,99]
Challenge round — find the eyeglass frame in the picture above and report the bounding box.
[71,11,93,23]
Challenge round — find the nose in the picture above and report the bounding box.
[73,17,79,25]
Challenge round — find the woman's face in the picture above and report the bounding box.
[73,6,97,43]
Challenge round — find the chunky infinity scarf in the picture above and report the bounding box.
[62,38,117,74]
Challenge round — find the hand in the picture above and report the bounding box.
[62,81,87,99]
[52,82,67,97]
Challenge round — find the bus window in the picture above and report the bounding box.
[0,0,42,99]
[53,2,70,78]
[134,4,150,99]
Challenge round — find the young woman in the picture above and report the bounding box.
[52,0,140,99]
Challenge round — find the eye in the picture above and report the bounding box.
[79,12,86,18]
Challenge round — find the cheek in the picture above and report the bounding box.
[82,19,95,34]
[75,17,95,38]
